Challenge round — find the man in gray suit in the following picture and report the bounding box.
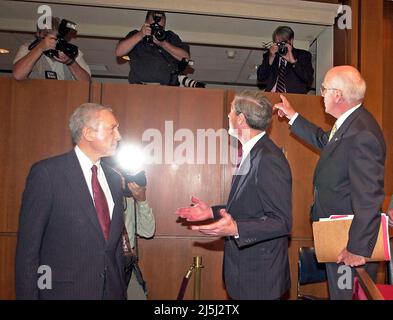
[274,65,386,299]
[176,90,292,300]
[16,103,126,299]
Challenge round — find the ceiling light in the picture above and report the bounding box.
[0,48,10,54]
[122,56,130,61]
[226,50,236,59]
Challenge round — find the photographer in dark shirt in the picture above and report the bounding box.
[116,10,190,85]
[257,26,314,94]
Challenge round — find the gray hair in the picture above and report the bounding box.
[69,103,113,143]
[272,26,294,42]
[233,90,272,131]
[329,66,366,104]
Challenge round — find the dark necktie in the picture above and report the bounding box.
[91,165,110,241]
[276,58,287,93]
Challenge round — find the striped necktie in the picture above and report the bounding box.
[276,58,287,93]
[328,123,338,142]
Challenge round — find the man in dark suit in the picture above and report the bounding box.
[274,65,386,299]
[176,91,292,300]
[16,103,126,299]
[257,26,314,94]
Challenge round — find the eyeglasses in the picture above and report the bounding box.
[320,84,339,96]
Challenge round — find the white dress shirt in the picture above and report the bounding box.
[239,131,266,169]
[75,146,114,219]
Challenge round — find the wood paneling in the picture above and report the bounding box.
[138,237,227,300]
[383,0,393,195]
[333,0,359,68]
[0,235,17,299]
[101,84,226,236]
[0,78,89,232]
[360,0,384,124]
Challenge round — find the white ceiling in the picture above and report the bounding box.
[0,0,338,86]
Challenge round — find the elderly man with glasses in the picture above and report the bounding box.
[274,65,386,300]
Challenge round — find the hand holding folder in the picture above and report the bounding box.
[312,214,391,263]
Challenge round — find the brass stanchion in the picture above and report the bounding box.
[177,256,204,300]
[193,256,204,300]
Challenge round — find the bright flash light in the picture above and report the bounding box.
[117,144,145,174]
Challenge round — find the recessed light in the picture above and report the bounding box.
[122,56,130,61]
[0,48,9,54]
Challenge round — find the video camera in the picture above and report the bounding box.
[29,19,79,60]
[147,12,166,43]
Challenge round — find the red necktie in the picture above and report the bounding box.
[91,165,110,241]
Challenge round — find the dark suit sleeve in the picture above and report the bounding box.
[15,162,53,299]
[235,151,292,248]
[257,51,275,83]
[291,50,314,87]
[347,131,385,257]
[290,115,330,151]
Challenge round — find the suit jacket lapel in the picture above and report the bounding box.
[64,150,106,244]
[227,135,267,211]
[314,106,364,181]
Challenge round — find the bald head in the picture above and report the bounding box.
[325,66,366,106]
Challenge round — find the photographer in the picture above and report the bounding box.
[257,26,314,94]
[116,10,190,85]
[123,178,155,300]
[13,16,91,81]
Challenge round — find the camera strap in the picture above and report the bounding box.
[154,44,180,86]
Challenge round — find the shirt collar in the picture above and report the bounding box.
[74,145,101,174]
[335,103,362,130]
[242,131,266,157]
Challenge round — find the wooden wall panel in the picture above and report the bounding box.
[0,78,90,300]
[0,78,89,233]
[0,235,17,300]
[383,0,393,195]
[101,84,226,236]
[360,0,384,124]
[333,0,360,68]
[138,237,227,300]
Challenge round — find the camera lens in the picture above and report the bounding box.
[154,29,166,41]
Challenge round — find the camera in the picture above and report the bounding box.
[124,170,147,187]
[147,13,166,42]
[29,19,79,60]
[277,41,288,56]
[178,75,206,88]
